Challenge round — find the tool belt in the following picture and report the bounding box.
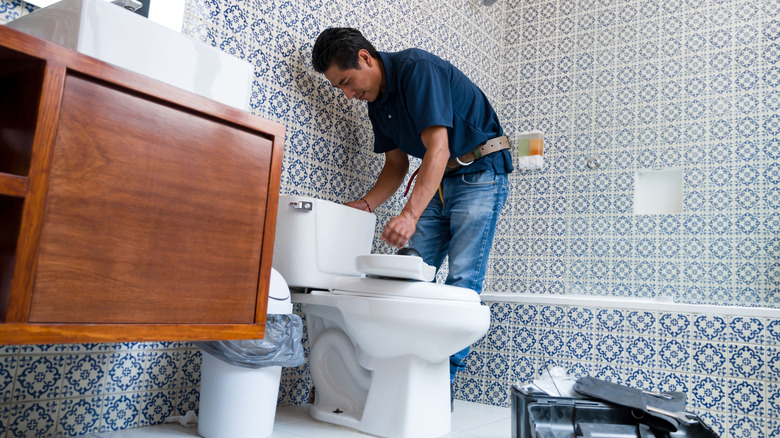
[446,135,511,172]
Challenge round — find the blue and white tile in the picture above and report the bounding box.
[178,348,201,388]
[768,418,780,438]
[7,400,58,438]
[511,303,539,326]
[484,324,511,352]
[658,312,692,339]
[691,341,731,377]
[461,346,486,377]
[100,393,141,432]
[766,381,780,423]
[622,334,657,368]
[728,378,765,417]
[104,352,147,394]
[692,314,730,341]
[0,353,16,404]
[0,403,8,437]
[728,315,766,344]
[766,345,780,383]
[728,413,764,438]
[690,374,730,412]
[656,338,692,372]
[284,374,312,407]
[509,325,537,356]
[591,364,625,385]
[593,332,628,364]
[536,328,567,359]
[728,343,766,380]
[483,351,511,381]
[58,396,103,437]
[564,329,595,362]
[593,308,626,332]
[455,376,485,405]
[0,0,34,23]
[142,350,181,391]
[622,367,656,392]
[12,354,66,402]
[138,390,177,427]
[59,353,108,399]
[655,370,690,394]
[176,387,199,417]
[697,407,727,435]
[509,354,539,385]
[482,378,512,408]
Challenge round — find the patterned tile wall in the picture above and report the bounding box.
[2,0,780,437]
[460,301,780,437]
[0,342,200,436]
[494,0,780,307]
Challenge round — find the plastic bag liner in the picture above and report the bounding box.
[195,314,305,368]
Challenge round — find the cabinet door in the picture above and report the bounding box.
[29,74,272,324]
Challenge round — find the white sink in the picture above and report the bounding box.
[5,0,252,110]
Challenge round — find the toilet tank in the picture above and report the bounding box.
[272,195,377,289]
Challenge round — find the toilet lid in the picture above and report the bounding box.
[356,254,436,282]
[331,276,482,303]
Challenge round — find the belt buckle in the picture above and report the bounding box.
[455,156,474,166]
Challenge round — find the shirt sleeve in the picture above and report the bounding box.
[401,60,454,135]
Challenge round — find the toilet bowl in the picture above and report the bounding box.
[273,196,490,438]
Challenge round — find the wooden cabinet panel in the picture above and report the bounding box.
[30,74,271,324]
[0,25,285,343]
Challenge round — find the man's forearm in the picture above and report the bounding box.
[362,148,409,210]
[401,126,450,221]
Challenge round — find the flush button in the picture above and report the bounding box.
[388,114,392,118]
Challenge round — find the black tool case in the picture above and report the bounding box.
[511,386,719,438]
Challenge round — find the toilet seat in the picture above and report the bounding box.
[331,276,481,303]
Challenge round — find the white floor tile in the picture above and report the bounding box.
[452,417,512,438]
[450,400,511,433]
[88,423,200,437]
[88,401,512,438]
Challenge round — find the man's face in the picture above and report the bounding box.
[323,49,383,102]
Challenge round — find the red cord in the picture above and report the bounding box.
[403,168,420,197]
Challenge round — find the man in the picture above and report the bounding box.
[311,28,512,382]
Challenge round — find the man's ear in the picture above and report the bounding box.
[358,49,373,67]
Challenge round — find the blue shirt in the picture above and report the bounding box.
[368,49,513,176]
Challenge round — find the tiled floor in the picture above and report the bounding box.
[87,401,511,437]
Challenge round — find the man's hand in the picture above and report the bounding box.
[381,210,417,248]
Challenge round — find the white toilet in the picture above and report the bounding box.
[272,195,491,438]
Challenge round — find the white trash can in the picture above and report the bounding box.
[198,268,293,438]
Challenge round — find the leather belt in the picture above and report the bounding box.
[446,135,511,170]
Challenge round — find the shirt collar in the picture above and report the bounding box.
[372,51,394,107]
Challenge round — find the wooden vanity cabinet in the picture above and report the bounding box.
[0,26,284,344]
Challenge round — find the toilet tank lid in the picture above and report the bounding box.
[330,277,482,303]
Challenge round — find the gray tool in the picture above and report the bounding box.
[646,406,699,425]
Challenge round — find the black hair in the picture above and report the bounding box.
[311,27,379,73]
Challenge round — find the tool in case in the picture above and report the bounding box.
[511,381,719,438]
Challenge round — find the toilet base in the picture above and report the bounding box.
[310,356,451,438]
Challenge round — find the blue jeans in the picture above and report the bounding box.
[408,169,509,380]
